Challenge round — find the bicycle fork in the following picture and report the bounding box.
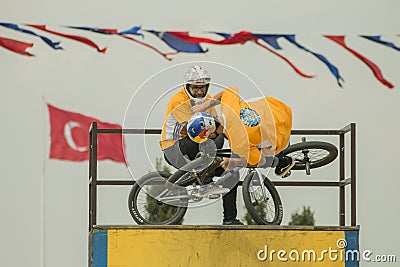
[248,169,269,203]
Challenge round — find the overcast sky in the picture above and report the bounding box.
[1,1,400,266]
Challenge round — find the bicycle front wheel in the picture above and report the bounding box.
[242,171,283,225]
[128,171,188,225]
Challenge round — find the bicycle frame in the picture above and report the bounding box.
[127,147,284,225]
[157,166,269,204]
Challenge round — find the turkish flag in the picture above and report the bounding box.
[48,104,126,163]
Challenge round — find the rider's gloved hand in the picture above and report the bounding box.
[220,157,247,172]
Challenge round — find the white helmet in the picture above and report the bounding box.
[183,65,211,102]
[187,112,216,143]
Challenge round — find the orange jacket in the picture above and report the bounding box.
[159,88,217,150]
[221,87,292,165]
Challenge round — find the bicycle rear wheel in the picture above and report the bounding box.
[242,171,283,225]
[280,141,338,171]
[128,171,188,225]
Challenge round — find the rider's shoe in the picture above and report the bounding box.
[196,183,230,198]
[223,218,244,225]
[275,156,295,178]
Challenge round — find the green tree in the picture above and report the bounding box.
[243,205,267,225]
[144,157,183,224]
[288,206,315,226]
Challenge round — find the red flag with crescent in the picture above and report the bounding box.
[47,104,125,163]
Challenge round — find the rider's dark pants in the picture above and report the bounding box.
[214,167,240,222]
[164,134,225,168]
[163,134,239,222]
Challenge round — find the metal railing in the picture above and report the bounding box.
[89,123,356,231]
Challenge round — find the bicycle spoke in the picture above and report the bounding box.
[308,149,329,160]
[250,186,276,222]
[288,148,330,167]
[243,172,283,225]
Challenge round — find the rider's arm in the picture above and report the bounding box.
[220,157,247,171]
[206,91,223,108]
[191,91,223,113]
[221,148,268,171]
[221,156,268,171]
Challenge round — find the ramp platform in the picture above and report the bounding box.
[89,225,360,267]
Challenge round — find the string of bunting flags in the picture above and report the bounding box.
[1,23,399,89]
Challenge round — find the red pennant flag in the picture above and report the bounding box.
[325,35,394,89]
[165,31,314,78]
[47,104,125,163]
[0,36,34,56]
[27,24,107,53]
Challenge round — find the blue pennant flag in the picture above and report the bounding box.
[252,34,283,50]
[67,25,143,37]
[253,34,343,86]
[118,26,143,36]
[0,22,63,50]
[283,34,344,87]
[146,30,208,53]
[361,35,400,51]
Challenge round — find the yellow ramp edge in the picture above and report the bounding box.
[90,225,360,267]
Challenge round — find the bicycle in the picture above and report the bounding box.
[128,138,338,225]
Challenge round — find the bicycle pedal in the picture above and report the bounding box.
[282,171,291,179]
